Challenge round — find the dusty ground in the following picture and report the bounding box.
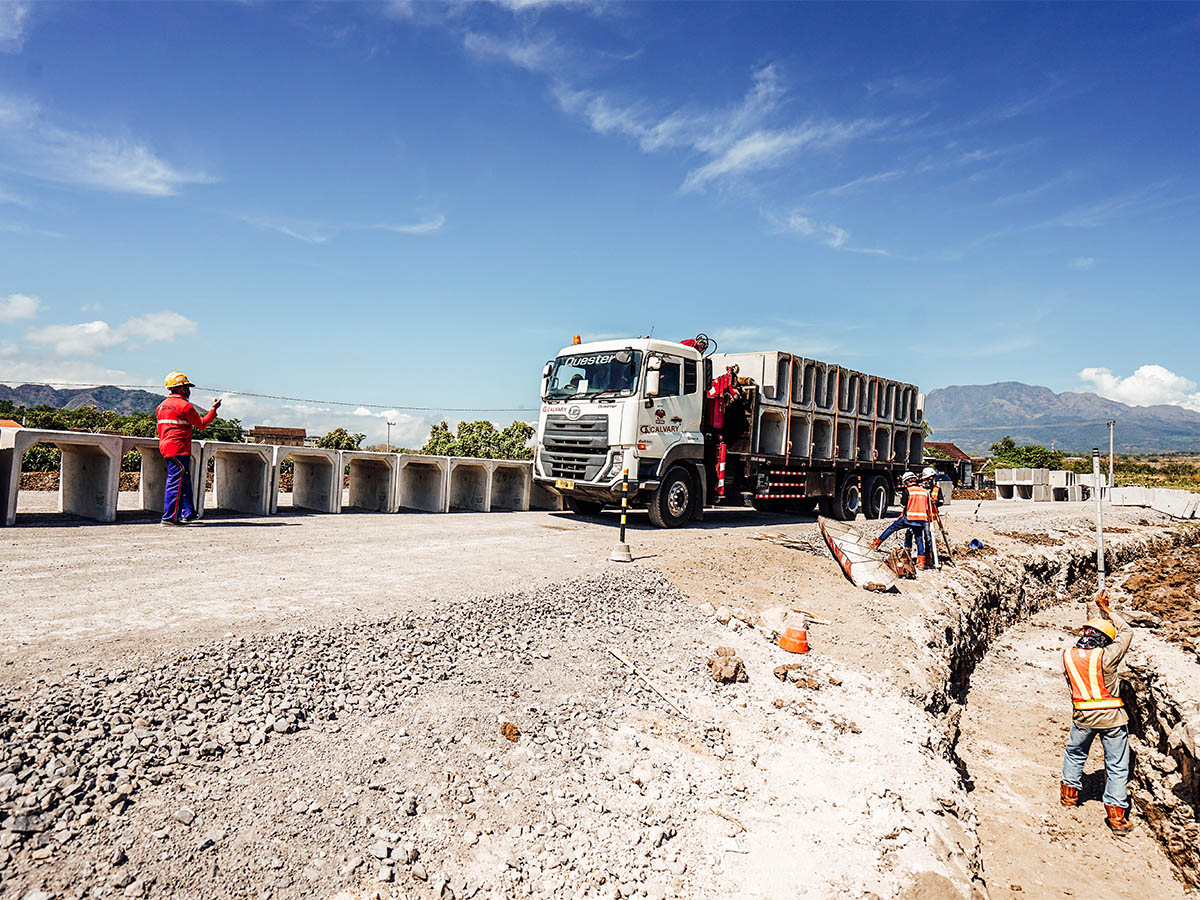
[2,495,1195,899]
[960,602,1192,900]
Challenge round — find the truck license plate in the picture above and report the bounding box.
[555,479,576,490]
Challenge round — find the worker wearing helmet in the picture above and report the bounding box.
[918,466,942,568]
[870,472,931,566]
[156,372,221,525]
[1060,590,1134,836]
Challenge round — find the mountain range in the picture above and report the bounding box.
[0,383,165,415]
[924,382,1200,454]
[3,380,1199,454]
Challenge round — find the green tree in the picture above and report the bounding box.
[316,427,365,450]
[417,420,534,459]
[987,435,1065,470]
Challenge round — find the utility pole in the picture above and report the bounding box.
[1107,420,1116,491]
[386,421,396,453]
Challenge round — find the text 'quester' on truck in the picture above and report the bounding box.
[533,334,926,528]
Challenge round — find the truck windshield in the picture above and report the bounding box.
[546,350,643,400]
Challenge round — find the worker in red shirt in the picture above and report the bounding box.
[156,371,221,525]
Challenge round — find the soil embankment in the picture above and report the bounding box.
[950,530,1200,897]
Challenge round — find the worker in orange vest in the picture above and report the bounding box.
[870,472,932,567]
[1060,590,1134,835]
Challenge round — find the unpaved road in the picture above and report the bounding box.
[960,601,1192,900]
[2,494,1194,900]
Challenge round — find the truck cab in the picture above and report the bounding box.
[534,338,707,526]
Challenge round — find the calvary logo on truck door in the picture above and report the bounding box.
[638,354,698,455]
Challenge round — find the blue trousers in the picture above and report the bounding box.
[162,455,196,522]
[878,516,925,556]
[1062,722,1129,808]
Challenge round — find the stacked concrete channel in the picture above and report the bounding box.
[0,426,559,526]
[709,350,925,464]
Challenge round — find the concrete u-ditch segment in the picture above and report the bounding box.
[1,427,124,526]
[121,436,203,516]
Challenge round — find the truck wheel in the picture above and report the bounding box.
[566,497,605,517]
[863,476,890,519]
[831,475,862,521]
[648,466,695,528]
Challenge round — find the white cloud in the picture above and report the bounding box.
[0,343,145,388]
[0,183,31,206]
[0,1,30,53]
[1079,365,1200,412]
[121,311,199,342]
[24,310,199,357]
[553,65,886,194]
[1070,256,1095,270]
[464,32,559,72]
[241,213,445,243]
[25,320,122,357]
[768,210,894,257]
[807,169,904,198]
[0,292,40,322]
[0,92,213,196]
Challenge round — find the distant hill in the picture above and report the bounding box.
[0,383,165,415]
[925,382,1200,454]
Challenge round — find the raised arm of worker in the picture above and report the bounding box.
[181,396,222,430]
[1096,590,1133,668]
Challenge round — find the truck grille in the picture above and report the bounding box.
[541,414,608,480]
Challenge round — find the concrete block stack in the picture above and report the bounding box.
[1110,486,1200,519]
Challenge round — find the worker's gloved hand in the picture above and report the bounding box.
[212,397,222,411]
[1094,589,1111,615]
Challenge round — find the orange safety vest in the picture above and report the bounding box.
[904,485,932,522]
[1063,648,1123,710]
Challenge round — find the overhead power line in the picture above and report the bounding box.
[0,379,539,414]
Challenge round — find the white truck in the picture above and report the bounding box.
[533,334,925,527]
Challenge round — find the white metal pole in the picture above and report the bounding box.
[1108,420,1115,492]
[386,421,395,453]
[1093,448,1105,589]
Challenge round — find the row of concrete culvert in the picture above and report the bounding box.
[0,427,561,527]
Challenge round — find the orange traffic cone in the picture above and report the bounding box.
[779,619,809,654]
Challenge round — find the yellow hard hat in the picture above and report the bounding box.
[1084,618,1116,641]
[164,371,194,389]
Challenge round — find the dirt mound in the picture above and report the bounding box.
[951,488,994,500]
[1120,544,1200,653]
[997,531,1064,546]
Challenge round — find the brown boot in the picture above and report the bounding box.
[1060,783,1078,807]
[1105,804,1134,836]
[870,538,882,551]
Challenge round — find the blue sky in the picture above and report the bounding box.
[1,1,1199,442]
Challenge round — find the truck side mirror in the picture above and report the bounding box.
[646,370,661,397]
[541,362,553,399]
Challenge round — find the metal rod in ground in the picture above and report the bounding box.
[1092,447,1106,589]
[1108,419,1116,492]
[609,468,633,562]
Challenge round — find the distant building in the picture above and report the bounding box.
[247,426,306,447]
[924,441,986,486]
[0,418,22,429]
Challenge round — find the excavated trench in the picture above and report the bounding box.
[914,525,1200,892]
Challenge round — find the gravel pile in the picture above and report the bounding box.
[1,568,739,900]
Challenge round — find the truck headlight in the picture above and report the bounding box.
[604,451,624,479]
